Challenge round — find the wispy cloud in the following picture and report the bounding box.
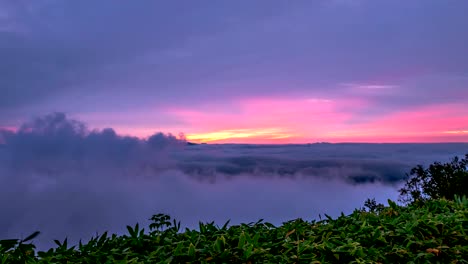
[305,98,333,103]
[443,130,468,134]
[341,82,398,90]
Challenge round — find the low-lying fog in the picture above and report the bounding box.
[1,113,467,250]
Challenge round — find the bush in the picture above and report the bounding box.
[399,154,468,204]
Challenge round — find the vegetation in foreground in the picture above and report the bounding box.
[1,197,467,263]
[1,154,467,263]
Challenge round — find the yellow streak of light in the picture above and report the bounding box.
[186,128,293,143]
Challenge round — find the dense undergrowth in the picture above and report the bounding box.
[1,196,467,263]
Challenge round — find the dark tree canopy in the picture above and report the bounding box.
[399,154,468,204]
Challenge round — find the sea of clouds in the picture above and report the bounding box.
[1,113,467,250]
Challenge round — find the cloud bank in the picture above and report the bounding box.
[5,112,465,187]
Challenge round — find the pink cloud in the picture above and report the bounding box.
[321,103,468,142]
[0,126,17,144]
[166,96,468,143]
[167,96,370,143]
[0,126,16,132]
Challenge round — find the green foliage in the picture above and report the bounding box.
[399,154,468,204]
[0,232,40,263]
[1,198,467,263]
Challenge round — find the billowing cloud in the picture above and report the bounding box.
[0,113,186,190]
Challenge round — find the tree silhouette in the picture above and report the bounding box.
[399,154,468,204]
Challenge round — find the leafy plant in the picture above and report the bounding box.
[0,231,40,263]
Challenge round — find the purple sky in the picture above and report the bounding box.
[1,0,468,143]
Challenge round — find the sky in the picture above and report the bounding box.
[1,0,468,143]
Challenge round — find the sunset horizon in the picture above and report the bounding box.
[2,1,468,144]
[2,108,468,144]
